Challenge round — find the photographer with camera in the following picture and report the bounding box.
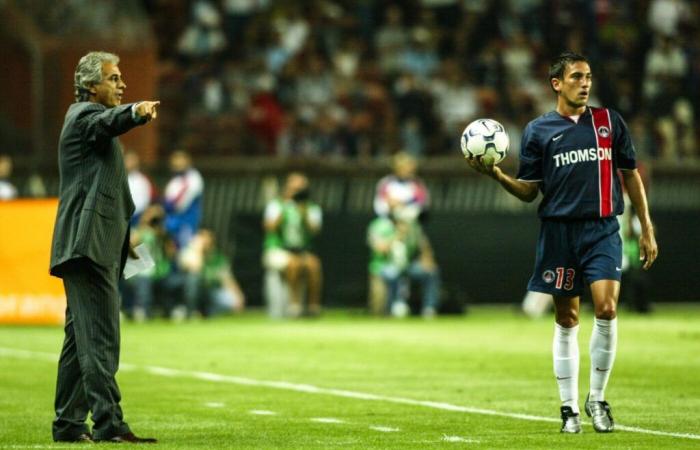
[263,172,323,317]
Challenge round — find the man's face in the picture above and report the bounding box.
[552,61,592,109]
[285,174,308,198]
[394,158,416,179]
[124,152,139,172]
[169,152,190,172]
[91,62,126,108]
[0,157,11,178]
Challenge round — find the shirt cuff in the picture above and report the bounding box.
[131,103,147,123]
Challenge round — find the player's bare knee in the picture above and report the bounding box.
[595,303,617,320]
[555,309,579,328]
[555,316,579,328]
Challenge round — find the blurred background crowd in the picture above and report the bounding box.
[1,0,699,316]
[150,0,700,161]
[4,0,700,162]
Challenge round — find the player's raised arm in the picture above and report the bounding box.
[466,157,540,203]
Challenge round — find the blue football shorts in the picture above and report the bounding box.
[527,217,623,297]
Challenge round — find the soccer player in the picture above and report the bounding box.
[466,52,658,434]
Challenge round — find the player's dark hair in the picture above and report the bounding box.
[548,51,588,92]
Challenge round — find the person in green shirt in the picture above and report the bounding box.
[263,172,323,317]
[179,228,245,317]
[367,203,440,318]
[618,192,651,313]
[123,204,181,321]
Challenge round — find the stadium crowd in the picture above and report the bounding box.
[140,0,700,162]
[119,150,247,321]
[3,0,696,319]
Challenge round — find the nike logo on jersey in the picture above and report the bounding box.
[553,147,612,168]
[552,134,563,141]
[615,267,622,272]
[556,376,572,380]
[595,367,610,372]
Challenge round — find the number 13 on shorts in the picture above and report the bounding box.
[555,267,576,291]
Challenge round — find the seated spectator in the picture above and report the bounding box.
[374,152,430,221]
[262,172,322,317]
[179,228,245,317]
[164,150,204,248]
[177,0,227,61]
[0,154,18,200]
[122,204,183,321]
[367,204,440,318]
[124,150,155,226]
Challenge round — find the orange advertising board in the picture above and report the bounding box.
[0,199,66,325]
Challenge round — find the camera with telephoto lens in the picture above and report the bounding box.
[292,188,310,202]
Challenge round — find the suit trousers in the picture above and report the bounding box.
[52,257,131,441]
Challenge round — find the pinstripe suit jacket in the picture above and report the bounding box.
[50,102,142,276]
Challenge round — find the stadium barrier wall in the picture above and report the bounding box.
[5,160,699,311]
[189,166,699,308]
[0,200,65,325]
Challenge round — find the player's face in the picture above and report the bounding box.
[91,63,126,108]
[553,61,592,109]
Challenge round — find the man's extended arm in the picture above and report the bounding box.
[467,158,539,203]
[620,169,658,269]
[81,101,160,144]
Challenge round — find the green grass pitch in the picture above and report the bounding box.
[1,305,699,449]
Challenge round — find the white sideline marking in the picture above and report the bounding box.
[204,402,225,408]
[310,417,345,424]
[2,347,699,441]
[249,410,277,416]
[442,435,480,443]
[369,426,399,432]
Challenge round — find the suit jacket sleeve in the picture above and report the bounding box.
[79,103,146,148]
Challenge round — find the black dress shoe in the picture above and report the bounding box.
[98,432,157,444]
[55,433,94,443]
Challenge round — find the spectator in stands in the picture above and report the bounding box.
[656,98,697,161]
[643,35,688,112]
[123,204,182,321]
[367,204,440,318]
[375,4,409,75]
[619,166,653,313]
[179,228,245,317]
[263,172,323,317]
[124,150,154,226]
[430,58,479,139]
[164,150,204,248]
[619,192,652,313]
[647,0,691,38]
[137,0,700,165]
[374,152,430,223]
[0,154,17,200]
[177,0,227,62]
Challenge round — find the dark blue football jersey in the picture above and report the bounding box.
[516,107,636,220]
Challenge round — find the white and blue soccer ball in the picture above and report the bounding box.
[460,118,509,165]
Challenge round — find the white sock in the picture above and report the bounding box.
[589,317,617,402]
[553,323,580,414]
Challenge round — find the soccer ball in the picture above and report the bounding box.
[460,118,509,165]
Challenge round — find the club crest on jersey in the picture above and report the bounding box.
[597,125,610,138]
[542,270,555,284]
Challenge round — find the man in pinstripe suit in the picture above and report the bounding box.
[49,51,159,444]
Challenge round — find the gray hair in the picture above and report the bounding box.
[74,51,119,101]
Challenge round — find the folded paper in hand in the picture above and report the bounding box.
[123,243,155,280]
